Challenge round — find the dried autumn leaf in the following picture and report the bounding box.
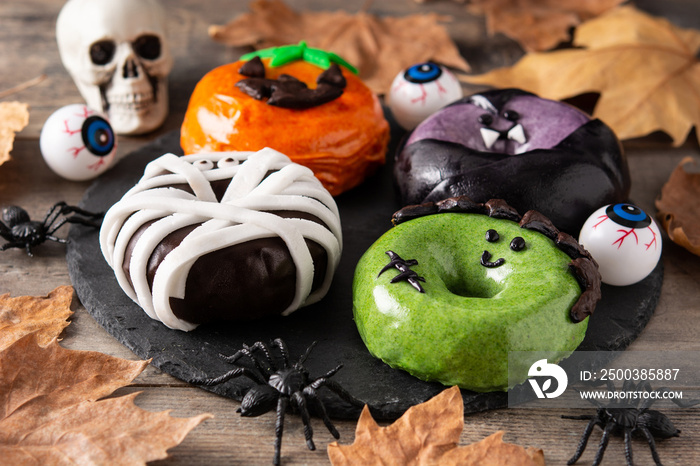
[656,157,700,256]
[463,6,700,146]
[0,285,73,351]
[209,0,469,94]
[327,386,545,465]
[469,0,624,52]
[0,101,29,167]
[0,333,212,465]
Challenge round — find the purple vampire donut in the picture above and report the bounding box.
[394,88,631,234]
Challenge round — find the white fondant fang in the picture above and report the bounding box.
[480,127,500,149]
[507,124,527,145]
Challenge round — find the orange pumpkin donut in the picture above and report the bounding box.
[181,43,390,196]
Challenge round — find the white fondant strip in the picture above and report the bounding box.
[99,148,342,331]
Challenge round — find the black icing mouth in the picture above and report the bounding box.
[480,250,505,268]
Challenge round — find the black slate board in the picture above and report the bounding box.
[67,129,663,421]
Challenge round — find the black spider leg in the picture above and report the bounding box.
[638,426,663,465]
[623,427,634,466]
[0,220,11,240]
[565,412,603,465]
[220,341,276,376]
[275,338,294,367]
[0,240,29,252]
[291,391,316,451]
[640,382,700,409]
[273,396,289,466]
[296,340,317,366]
[591,421,616,466]
[300,364,349,441]
[186,366,267,387]
[45,202,103,237]
[308,366,364,409]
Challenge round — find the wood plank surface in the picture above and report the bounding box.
[2,1,700,465]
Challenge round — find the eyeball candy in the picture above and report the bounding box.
[578,203,662,286]
[40,104,117,181]
[388,61,463,130]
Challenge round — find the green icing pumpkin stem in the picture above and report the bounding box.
[240,41,359,74]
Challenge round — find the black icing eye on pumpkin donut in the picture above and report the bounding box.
[394,88,631,234]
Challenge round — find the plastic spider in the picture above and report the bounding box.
[0,202,102,256]
[564,379,699,466]
[188,338,364,465]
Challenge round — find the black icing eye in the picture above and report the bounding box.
[485,229,499,242]
[403,62,442,84]
[510,237,526,251]
[606,203,651,228]
[478,114,494,126]
[503,110,520,122]
[81,116,115,157]
[90,40,116,65]
[133,34,162,60]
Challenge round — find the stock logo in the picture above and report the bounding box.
[528,359,568,399]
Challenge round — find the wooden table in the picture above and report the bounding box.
[2,1,699,464]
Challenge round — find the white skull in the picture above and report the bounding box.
[56,0,173,135]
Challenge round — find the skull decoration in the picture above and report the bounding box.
[56,0,173,135]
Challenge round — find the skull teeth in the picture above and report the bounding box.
[107,92,155,113]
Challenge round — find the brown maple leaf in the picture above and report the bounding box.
[0,285,73,351]
[469,0,624,52]
[208,0,469,94]
[0,333,212,464]
[463,6,700,146]
[0,101,29,167]
[656,157,700,256]
[327,386,545,465]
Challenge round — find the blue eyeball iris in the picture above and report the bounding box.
[606,203,651,228]
[81,115,115,156]
[404,62,442,84]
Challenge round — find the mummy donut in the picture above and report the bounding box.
[100,148,342,331]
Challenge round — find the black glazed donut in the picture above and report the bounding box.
[394,89,631,234]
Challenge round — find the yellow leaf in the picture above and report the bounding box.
[656,157,700,256]
[0,334,212,464]
[209,0,469,94]
[469,0,624,52]
[463,6,700,146]
[0,101,29,167]
[327,386,545,465]
[0,285,73,351]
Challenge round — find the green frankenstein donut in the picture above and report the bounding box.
[353,197,601,392]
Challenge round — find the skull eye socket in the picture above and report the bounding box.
[133,34,162,60]
[90,40,116,65]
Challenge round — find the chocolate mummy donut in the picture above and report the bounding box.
[100,148,342,331]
